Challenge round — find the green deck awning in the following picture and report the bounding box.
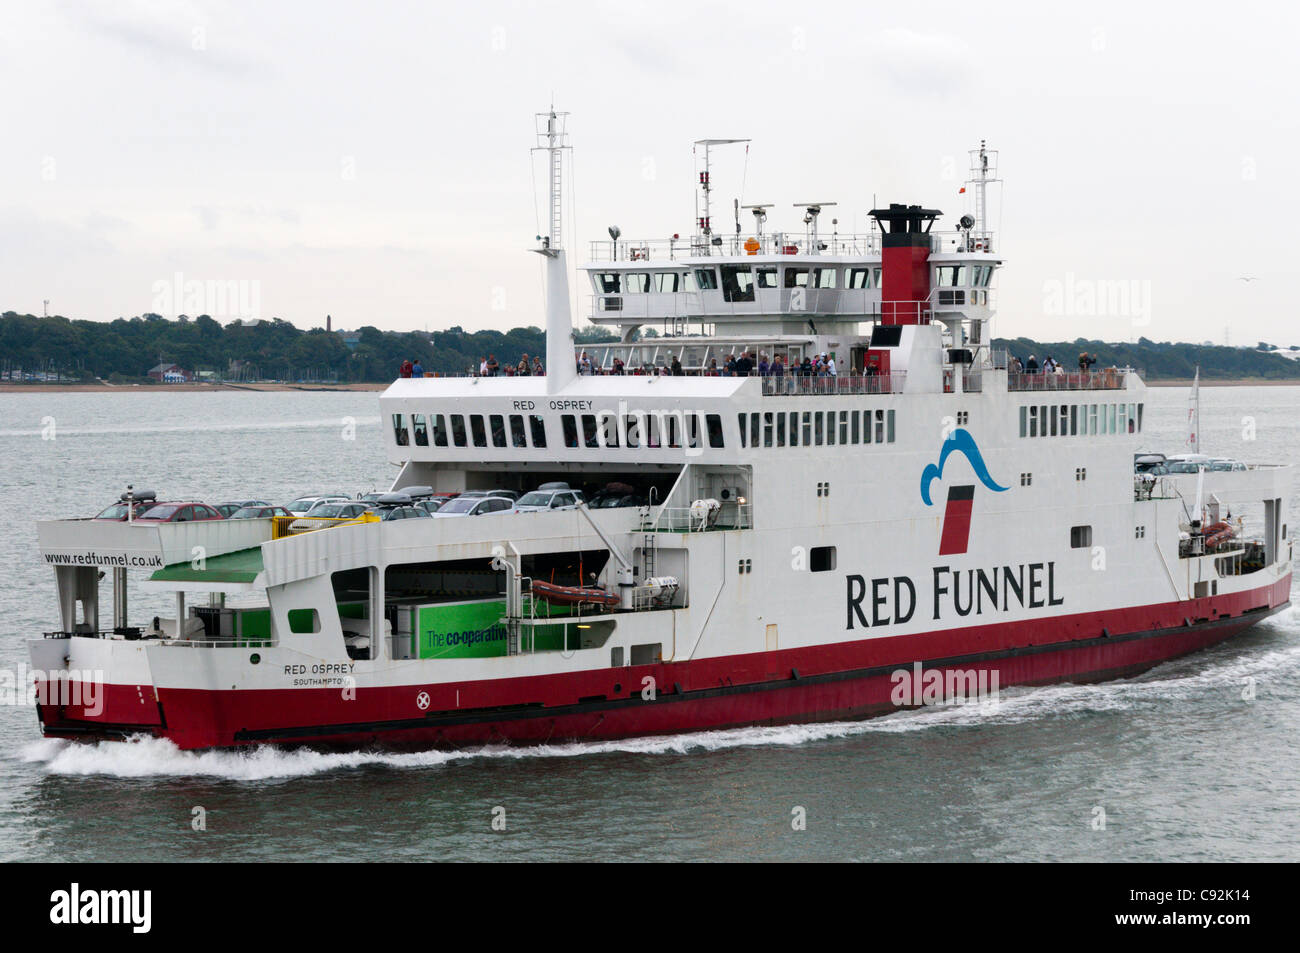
[149,546,264,584]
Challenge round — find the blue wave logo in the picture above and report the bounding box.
[920,429,1009,506]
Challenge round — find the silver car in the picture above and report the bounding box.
[513,488,584,512]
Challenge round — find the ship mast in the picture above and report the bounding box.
[531,108,577,393]
[694,139,749,254]
[965,140,1000,251]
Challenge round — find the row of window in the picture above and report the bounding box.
[392,411,728,451]
[595,265,871,298]
[1019,402,1144,438]
[594,263,997,299]
[560,412,724,450]
[394,412,547,449]
[737,409,896,448]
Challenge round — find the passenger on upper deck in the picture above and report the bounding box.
[533,356,544,376]
[412,359,423,378]
[399,358,413,379]
[486,354,499,376]
[518,353,532,376]
[671,356,683,376]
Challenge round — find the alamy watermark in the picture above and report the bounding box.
[890,661,1000,707]
[151,272,261,322]
[1,665,104,716]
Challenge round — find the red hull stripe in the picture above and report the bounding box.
[229,602,1285,743]
[37,575,1292,749]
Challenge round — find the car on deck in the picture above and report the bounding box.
[431,495,514,518]
[214,499,272,517]
[93,490,162,521]
[228,505,294,519]
[134,502,226,523]
[513,483,584,512]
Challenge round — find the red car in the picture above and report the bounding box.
[134,502,226,523]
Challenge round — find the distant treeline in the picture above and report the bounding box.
[0,311,621,382]
[993,336,1300,380]
[2,310,1295,382]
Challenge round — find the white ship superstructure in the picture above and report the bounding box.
[29,113,1292,750]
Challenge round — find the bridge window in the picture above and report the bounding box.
[847,267,871,289]
[814,267,837,289]
[392,413,408,446]
[412,414,428,447]
[873,266,882,287]
[764,412,775,448]
[851,411,860,443]
[594,273,621,293]
[694,268,719,290]
[655,272,684,293]
[450,414,467,447]
[529,415,547,448]
[625,273,651,293]
[562,415,579,448]
[509,414,526,447]
[936,265,967,287]
[783,267,810,289]
[432,414,448,446]
[470,415,487,448]
[490,414,507,448]
[720,265,755,302]
[756,267,778,289]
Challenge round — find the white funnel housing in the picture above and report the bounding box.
[533,109,577,394]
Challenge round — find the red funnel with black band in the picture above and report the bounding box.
[869,203,941,325]
[938,484,975,556]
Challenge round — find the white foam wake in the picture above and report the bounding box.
[18,611,1299,781]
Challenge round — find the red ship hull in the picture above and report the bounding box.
[37,574,1291,751]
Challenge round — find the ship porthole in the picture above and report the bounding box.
[250,653,261,664]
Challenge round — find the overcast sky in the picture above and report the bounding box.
[3,0,1296,346]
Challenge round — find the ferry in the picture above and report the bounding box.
[30,110,1292,750]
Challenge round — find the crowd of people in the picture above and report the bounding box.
[476,353,544,377]
[403,349,1107,381]
[571,350,862,378]
[1009,352,1100,376]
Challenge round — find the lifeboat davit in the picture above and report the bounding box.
[530,580,621,607]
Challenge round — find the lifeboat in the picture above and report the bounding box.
[1202,521,1238,552]
[530,580,621,607]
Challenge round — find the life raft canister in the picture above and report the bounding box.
[744,237,760,255]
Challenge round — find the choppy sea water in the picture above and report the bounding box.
[0,387,1297,862]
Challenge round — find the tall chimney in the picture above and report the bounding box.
[869,204,942,325]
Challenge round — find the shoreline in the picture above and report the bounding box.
[2,377,1297,393]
